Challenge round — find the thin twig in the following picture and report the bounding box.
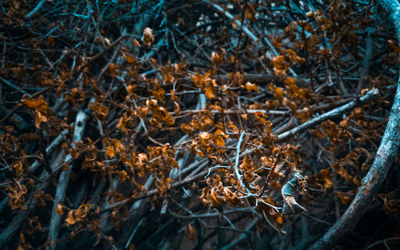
[25,0,46,19]
[168,207,254,219]
[220,218,258,250]
[0,78,31,97]
[356,28,373,93]
[74,35,128,76]
[30,129,69,173]
[124,218,144,249]
[366,237,400,249]
[101,167,221,213]
[234,131,253,196]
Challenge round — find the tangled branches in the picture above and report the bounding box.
[0,0,400,249]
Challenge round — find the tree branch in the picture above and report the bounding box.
[47,110,89,248]
[277,88,379,141]
[25,0,46,19]
[238,88,379,158]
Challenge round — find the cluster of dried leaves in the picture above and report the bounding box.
[1,0,400,249]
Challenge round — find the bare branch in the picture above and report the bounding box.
[277,89,379,141]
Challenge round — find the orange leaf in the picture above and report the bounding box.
[117,117,127,132]
[319,168,333,190]
[276,214,284,225]
[227,124,239,133]
[34,111,47,128]
[191,73,204,88]
[22,97,49,113]
[211,51,223,65]
[180,123,193,134]
[274,87,284,100]
[272,37,282,49]
[56,204,64,215]
[213,135,225,147]
[123,54,136,64]
[272,55,285,66]
[105,146,116,158]
[65,211,76,225]
[210,188,224,206]
[205,87,215,99]
[239,155,253,170]
[142,27,154,46]
[89,102,109,121]
[132,39,140,47]
[171,90,178,101]
[245,82,258,92]
[75,203,91,222]
[199,132,211,140]
[339,119,349,128]
[284,77,296,86]
[173,102,180,115]
[337,192,352,205]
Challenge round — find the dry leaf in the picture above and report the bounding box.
[34,111,47,128]
[337,191,352,205]
[65,210,76,225]
[56,204,64,215]
[245,82,258,92]
[142,27,154,46]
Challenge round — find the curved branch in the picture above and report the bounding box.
[25,0,46,19]
[311,1,400,248]
[234,131,252,195]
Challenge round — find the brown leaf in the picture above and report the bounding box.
[245,82,258,92]
[205,87,215,99]
[56,204,64,215]
[22,96,49,113]
[337,191,352,205]
[142,27,154,46]
[65,210,76,225]
[34,111,47,128]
